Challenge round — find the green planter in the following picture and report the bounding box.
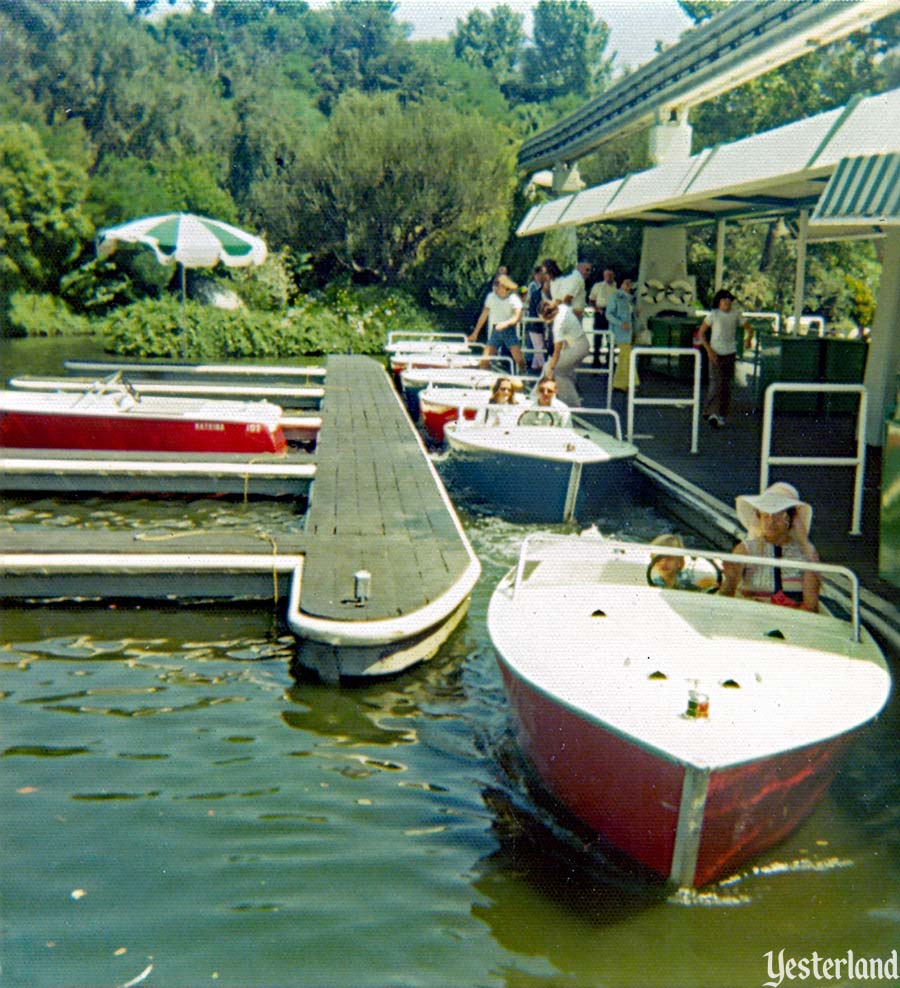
[823,337,868,414]
[758,334,821,413]
[647,316,701,381]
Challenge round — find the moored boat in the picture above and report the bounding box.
[418,385,522,443]
[443,408,637,523]
[0,387,287,454]
[399,364,519,421]
[488,532,892,887]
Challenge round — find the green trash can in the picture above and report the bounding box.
[647,316,700,380]
[757,334,821,413]
[823,337,868,415]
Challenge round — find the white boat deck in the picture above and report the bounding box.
[489,538,891,769]
[446,422,637,464]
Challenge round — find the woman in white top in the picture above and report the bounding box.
[696,289,751,428]
[538,299,590,407]
[719,482,821,612]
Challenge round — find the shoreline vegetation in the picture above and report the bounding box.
[3,1,896,358]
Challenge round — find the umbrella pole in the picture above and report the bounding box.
[180,263,187,359]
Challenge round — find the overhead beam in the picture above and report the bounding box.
[518,0,900,173]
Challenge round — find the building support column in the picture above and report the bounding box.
[865,227,900,445]
[714,220,727,291]
[791,210,809,332]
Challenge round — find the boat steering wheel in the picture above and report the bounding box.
[517,409,562,428]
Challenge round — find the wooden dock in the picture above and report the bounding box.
[0,355,481,681]
[287,355,480,679]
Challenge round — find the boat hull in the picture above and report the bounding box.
[497,655,857,886]
[0,409,286,454]
[444,441,633,523]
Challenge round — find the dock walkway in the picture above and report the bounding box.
[300,355,475,620]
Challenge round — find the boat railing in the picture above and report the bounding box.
[385,331,470,353]
[512,533,862,642]
[571,407,623,440]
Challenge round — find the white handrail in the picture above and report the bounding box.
[511,534,861,641]
[626,346,701,453]
[760,383,867,535]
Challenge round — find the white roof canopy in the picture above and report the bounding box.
[518,88,900,240]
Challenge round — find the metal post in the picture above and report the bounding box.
[791,209,809,334]
[714,219,727,291]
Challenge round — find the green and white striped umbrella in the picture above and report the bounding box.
[97,212,267,269]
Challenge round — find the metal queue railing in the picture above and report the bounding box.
[760,383,867,536]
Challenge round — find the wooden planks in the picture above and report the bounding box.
[299,356,472,622]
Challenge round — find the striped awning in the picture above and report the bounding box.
[810,153,900,232]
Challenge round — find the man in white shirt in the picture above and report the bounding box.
[557,260,591,318]
[588,267,617,367]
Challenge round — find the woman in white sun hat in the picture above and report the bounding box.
[719,482,821,612]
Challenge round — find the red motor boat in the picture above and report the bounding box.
[488,533,891,887]
[0,386,287,454]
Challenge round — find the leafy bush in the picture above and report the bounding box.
[99,284,441,358]
[4,291,92,337]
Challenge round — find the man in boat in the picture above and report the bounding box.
[467,274,526,374]
[529,378,572,426]
[719,482,821,611]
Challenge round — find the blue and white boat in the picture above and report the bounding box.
[442,408,638,523]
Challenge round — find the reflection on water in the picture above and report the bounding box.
[2,490,900,986]
[2,494,305,534]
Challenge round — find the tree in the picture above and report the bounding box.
[0,121,92,293]
[521,0,612,102]
[452,5,525,89]
[290,91,516,294]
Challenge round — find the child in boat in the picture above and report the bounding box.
[649,534,720,591]
[649,534,692,589]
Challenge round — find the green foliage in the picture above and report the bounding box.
[0,121,93,294]
[100,284,439,359]
[5,291,92,337]
[228,247,305,312]
[88,155,239,229]
[677,1,728,24]
[452,6,525,88]
[520,1,612,102]
[291,91,516,292]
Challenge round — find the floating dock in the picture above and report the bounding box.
[0,356,481,681]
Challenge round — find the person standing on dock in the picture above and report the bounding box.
[468,274,526,373]
[696,289,751,429]
[589,267,617,367]
[526,265,547,372]
[607,277,638,392]
[538,298,590,407]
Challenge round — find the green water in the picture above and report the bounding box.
[2,510,899,988]
[1,340,899,987]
